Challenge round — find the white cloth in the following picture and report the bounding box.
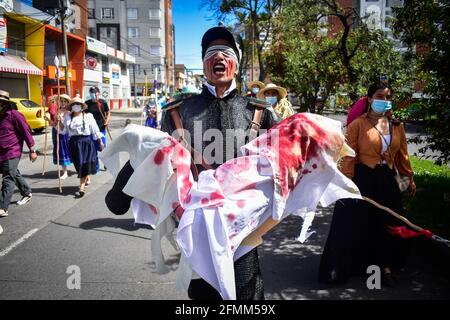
[119,113,361,300]
[61,112,103,140]
[204,79,237,98]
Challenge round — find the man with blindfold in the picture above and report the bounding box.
[105,26,278,300]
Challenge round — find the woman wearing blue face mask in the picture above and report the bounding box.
[257,83,295,120]
[319,81,416,287]
[246,80,265,98]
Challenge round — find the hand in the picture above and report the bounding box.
[408,178,416,197]
[29,151,38,162]
[99,142,105,152]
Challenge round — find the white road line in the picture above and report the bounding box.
[0,228,39,258]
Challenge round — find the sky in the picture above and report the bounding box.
[172,0,218,73]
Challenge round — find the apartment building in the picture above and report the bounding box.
[87,0,175,96]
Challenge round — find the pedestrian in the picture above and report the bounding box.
[246,80,265,98]
[0,90,37,217]
[257,83,295,120]
[85,86,110,171]
[144,106,157,129]
[46,94,73,179]
[57,97,104,198]
[318,80,416,286]
[105,25,278,300]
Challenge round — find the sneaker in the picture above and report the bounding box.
[61,172,68,180]
[0,209,8,217]
[75,189,85,198]
[17,194,32,206]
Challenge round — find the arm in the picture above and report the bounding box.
[105,161,135,215]
[88,114,104,150]
[340,121,359,179]
[394,123,416,195]
[12,111,37,162]
[103,100,110,126]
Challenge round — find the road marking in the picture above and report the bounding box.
[0,228,39,258]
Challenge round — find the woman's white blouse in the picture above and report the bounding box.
[62,113,103,140]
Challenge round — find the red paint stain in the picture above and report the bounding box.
[237,200,246,208]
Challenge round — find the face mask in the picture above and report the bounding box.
[72,104,82,113]
[252,87,260,94]
[90,93,97,100]
[265,96,278,106]
[371,99,392,114]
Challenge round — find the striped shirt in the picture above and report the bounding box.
[0,109,35,162]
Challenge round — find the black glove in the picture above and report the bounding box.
[105,160,134,215]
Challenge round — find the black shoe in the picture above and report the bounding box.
[75,190,85,198]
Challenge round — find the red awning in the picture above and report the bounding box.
[0,54,42,76]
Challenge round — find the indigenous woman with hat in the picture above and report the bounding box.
[57,97,104,198]
[246,80,265,98]
[46,94,73,179]
[257,83,295,120]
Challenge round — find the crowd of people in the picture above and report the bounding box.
[0,25,417,298]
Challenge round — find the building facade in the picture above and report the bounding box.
[87,0,175,97]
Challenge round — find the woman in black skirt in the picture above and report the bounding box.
[318,81,416,286]
[57,97,104,198]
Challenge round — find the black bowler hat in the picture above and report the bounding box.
[201,26,241,62]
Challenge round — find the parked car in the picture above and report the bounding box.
[10,98,47,133]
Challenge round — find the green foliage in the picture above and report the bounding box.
[393,0,450,164]
[264,0,415,114]
[404,156,450,239]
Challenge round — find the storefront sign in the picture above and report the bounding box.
[116,50,125,61]
[125,53,136,64]
[86,36,107,56]
[46,66,76,81]
[0,17,6,54]
[107,46,115,57]
[0,0,13,13]
[85,56,98,70]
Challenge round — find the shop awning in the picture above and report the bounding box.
[0,55,42,76]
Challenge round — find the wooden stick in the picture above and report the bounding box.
[362,196,423,232]
[40,81,48,176]
[56,77,62,193]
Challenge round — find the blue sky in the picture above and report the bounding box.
[172,0,218,73]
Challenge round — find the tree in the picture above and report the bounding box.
[200,0,282,82]
[265,0,414,113]
[393,0,450,164]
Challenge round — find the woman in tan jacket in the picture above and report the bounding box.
[319,81,416,286]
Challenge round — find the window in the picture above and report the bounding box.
[150,45,161,55]
[127,8,138,20]
[128,27,139,38]
[135,64,141,74]
[149,9,161,19]
[88,27,96,37]
[128,45,140,56]
[88,8,95,19]
[101,8,114,19]
[121,62,127,75]
[149,27,160,38]
[102,56,109,72]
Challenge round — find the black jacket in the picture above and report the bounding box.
[106,85,278,215]
[161,86,278,170]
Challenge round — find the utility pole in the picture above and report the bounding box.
[60,0,71,96]
[251,23,255,82]
[133,64,137,108]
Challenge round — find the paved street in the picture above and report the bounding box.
[0,110,448,300]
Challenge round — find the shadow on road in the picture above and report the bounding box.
[79,218,154,231]
[30,185,80,196]
[23,170,78,180]
[260,207,450,300]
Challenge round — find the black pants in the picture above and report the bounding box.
[319,163,410,283]
[0,157,32,210]
[188,247,265,300]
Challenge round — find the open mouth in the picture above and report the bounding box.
[213,62,226,76]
